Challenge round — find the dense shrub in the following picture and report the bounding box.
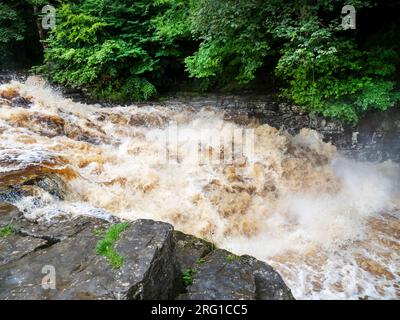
[0,0,45,68]
[40,0,183,101]
[164,0,399,123]
[274,15,400,122]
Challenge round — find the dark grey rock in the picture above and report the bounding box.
[0,202,21,227]
[178,249,294,300]
[0,235,47,267]
[241,255,294,300]
[0,223,101,300]
[0,214,294,300]
[0,219,181,300]
[0,174,68,205]
[0,202,49,267]
[62,219,181,300]
[174,231,212,270]
[26,175,67,200]
[1,202,102,242]
[178,249,255,300]
[17,215,103,242]
[11,96,31,108]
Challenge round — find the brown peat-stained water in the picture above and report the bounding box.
[0,77,399,299]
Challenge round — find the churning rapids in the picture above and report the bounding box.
[0,77,399,299]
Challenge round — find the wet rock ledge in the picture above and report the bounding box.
[0,202,294,300]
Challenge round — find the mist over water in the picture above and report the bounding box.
[1,77,399,299]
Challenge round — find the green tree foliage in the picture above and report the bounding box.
[161,0,399,123]
[0,0,50,68]
[0,3,25,44]
[184,0,271,84]
[0,1,28,66]
[3,0,399,122]
[272,5,400,123]
[41,0,184,101]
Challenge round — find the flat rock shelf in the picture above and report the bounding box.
[0,202,294,300]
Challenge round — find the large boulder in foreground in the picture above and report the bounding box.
[0,207,293,300]
[0,216,106,299]
[0,202,47,267]
[173,230,213,271]
[0,219,181,300]
[177,248,294,300]
[0,202,21,227]
[0,235,47,267]
[61,219,181,300]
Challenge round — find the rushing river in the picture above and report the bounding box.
[0,77,399,299]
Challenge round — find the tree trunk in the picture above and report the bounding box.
[33,6,47,50]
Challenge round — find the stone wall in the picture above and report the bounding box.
[162,94,400,162]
